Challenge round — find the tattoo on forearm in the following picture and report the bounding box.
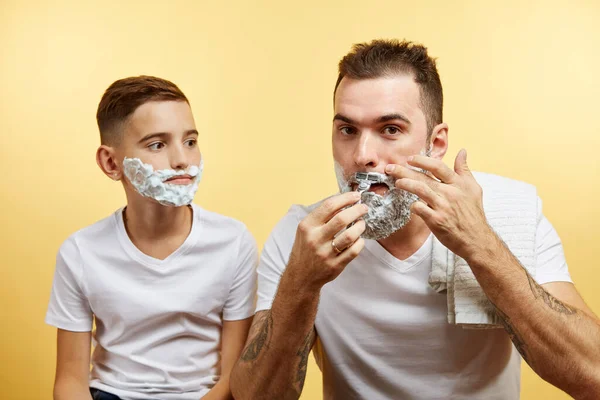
[492,303,532,365]
[526,273,577,315]
[492,263,578,366]
[295,330,314,388]
[241,312,273,362]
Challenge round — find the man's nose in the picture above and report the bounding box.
[353,132,379,169]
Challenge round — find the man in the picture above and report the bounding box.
[230,40,600,399]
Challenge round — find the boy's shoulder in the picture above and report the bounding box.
[192,204,252,238]
[59,209,120,252]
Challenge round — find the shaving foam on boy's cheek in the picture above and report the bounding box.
[122,157,204,207]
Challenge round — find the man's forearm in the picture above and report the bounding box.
[467,234,600,398]
[231,271,319,400]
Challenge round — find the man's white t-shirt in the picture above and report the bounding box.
[256,199,572,400]
[45,204,257,400]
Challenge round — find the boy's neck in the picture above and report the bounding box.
[123,200,193,250]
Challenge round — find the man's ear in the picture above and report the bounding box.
[428,122,448,160]
[96,145,122,181]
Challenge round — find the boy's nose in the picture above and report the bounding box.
[170,146,189,171]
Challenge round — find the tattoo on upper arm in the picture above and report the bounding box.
[294,329,315,389]
[240,311,273,362]
[526,273,577,315]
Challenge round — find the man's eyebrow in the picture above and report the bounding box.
[333,113,411,125]
[376,113,411,125]
[185,129,199,136]
[333,114,355,124]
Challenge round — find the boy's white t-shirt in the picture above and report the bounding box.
[45,204,257,400]
[256,199,572,400]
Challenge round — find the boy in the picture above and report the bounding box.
[46,76,256,400]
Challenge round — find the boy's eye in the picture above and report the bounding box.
[148,142,164,150]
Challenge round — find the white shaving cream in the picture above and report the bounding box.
[122,157,204,207]
[334,148,430,240]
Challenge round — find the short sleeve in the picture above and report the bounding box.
[256,206,304,312]
[45,236,93,332]
[222,228,259,321]
[534,198,572,285]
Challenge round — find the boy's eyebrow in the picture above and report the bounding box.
[138,130,198,143]
[138,132,169,143]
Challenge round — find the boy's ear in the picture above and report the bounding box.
[96,145,122,181]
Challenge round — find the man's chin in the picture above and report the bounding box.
[362,217,411,240]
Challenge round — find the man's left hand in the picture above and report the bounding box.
[385,149,495,260]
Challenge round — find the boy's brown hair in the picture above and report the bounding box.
[96,75,188,145]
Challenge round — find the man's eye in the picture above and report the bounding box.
[185,139,197,147]
[340,127,357,135]
[383,126,401,135]
[148,142,164,150]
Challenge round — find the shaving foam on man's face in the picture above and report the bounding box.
[123,157,204,207]
[334,149,430,240]
[335,163,418,240]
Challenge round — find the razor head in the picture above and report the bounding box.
[353,172,386,184]
[352,172,388,194]
[357,180,371,192]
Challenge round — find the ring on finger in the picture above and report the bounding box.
[331,239,344,254]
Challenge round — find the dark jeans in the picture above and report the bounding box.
[90,388,161,400]
[90,388,121,400]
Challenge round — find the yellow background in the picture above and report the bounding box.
[1,0,599,399]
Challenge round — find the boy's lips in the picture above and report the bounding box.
[165,175,194,184]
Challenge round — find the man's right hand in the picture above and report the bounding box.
[231,191,367,400]
[287,191,368,289]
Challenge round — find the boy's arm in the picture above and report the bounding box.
[202,317,253,400]
[53,329,93,400]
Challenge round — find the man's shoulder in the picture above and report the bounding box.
[472,171,537,194]
[275,198,330,230]
[473,171,540,235]
[262,199,329,245]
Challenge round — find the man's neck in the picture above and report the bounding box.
[376,215,432,261]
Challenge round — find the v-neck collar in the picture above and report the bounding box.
[114,204,202,268]
[364,233,433,273]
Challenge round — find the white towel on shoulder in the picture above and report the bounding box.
[429,172,539,328]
